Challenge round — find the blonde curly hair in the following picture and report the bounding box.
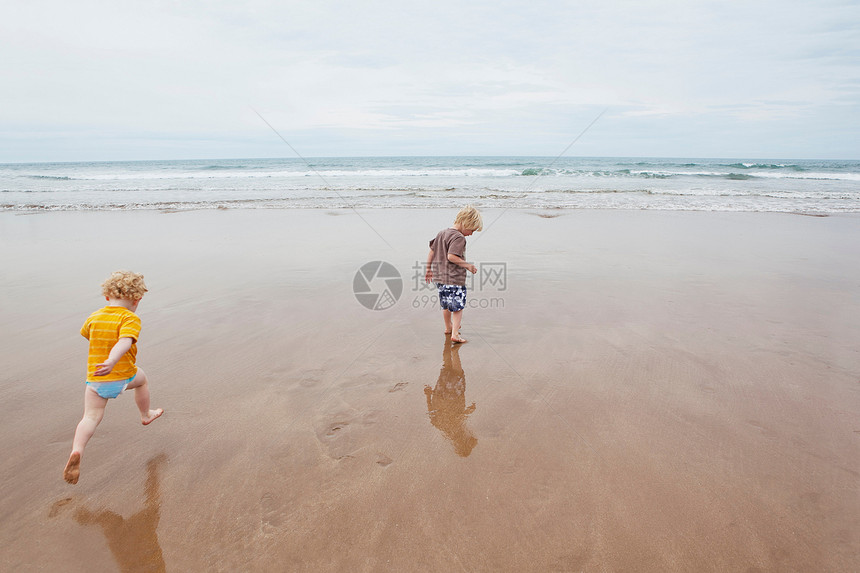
[101,271,148,301]
[454,205,483,231]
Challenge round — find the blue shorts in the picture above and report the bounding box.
[86,374,135,399]
[437,284,467,312]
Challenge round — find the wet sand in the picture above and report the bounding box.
[0,208,858,572]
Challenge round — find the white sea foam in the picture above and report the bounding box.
[2,156,859,213]
[747,171,860,181]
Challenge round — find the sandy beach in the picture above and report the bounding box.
[0,208,858,572]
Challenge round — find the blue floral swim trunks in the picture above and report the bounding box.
[437,284,467,312]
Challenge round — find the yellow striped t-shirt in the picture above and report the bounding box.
[81,306,141,382]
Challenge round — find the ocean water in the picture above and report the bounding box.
[1,156,859,213]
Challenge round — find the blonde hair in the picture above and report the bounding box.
[101,271,148,301]
[454,205,483,232]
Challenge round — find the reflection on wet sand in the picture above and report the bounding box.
[424,337,477,457]
[73,454,167,572]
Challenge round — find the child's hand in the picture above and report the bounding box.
[93,360,116,376]
[466,264,477,274]
[425,269,433,283]
[94,337,133,376]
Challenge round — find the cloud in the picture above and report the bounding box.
[2,0,859,160]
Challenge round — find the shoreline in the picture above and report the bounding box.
[4,206,859,214]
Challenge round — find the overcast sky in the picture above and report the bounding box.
[2,0,859,162]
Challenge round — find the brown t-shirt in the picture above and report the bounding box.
[429,228,467,286]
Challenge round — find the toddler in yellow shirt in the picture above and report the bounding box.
[63,271,163,484]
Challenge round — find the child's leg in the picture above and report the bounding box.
[451,310,466,343]
[72,387,108,454]
[126,367,163,425]
[442,309,453,334]
[64,387,108,484]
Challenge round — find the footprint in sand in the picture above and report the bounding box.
[552,547,592,571]
[389,382,408,393]
[747,420,778,439]
[298,369,326,388]
[314,410,380,461]
[48,498,74,518]
[325,421,349,436]
[260,493,285,536]
[314,420,356,460]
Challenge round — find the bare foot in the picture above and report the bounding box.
[451,334,467,344]
[142,408,164,426]
[63,451,81,484]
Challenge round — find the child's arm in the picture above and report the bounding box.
[94,337,134,376]
[447,253,477,274]
[425,249,435,283]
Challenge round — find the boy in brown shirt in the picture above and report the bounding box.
[424,206,483,343]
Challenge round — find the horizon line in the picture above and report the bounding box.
[3,153,859,166]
